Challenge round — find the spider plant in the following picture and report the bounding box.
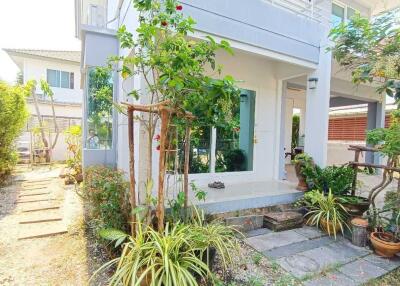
[305,190,349,238]
[94,223,210,286]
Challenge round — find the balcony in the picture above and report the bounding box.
[181,0,330,65]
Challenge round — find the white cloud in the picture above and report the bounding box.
[0,0,81,83]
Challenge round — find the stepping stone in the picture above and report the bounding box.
[19,192,51,197]
[264,236,333,259]
[304,271,357,286]
[264,211,303,231]
[293,226,327,239]
[276,241,367,279]
[245,228,272,238]
[338,259,387,283]
[22,185,48,190]
[246,229,307,252]
[19,217,62,224]
[21,205,60,213]
[18,227,67,240]
[16,198,52,204]
[362,254,400,272]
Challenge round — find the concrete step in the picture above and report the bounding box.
[19,191,51,198]
[18,221,67,240]
[16,197,54,204]
[21,203,61,213]
[19,217,62,224]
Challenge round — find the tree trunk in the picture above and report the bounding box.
[183,125,191,211]
[128,108,137,236]
[156,109,170,232]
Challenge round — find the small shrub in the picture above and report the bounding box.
[0,81,30,184]
[65,125,82,182]
[82,165,130,234]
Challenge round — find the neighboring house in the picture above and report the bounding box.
[74,0,396,212]
[4,49,82,162]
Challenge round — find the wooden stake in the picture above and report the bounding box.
[183,125,191,210]
[128,108,137,236]
[156,109,170,232]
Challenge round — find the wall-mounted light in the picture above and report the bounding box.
[308,77,318,89]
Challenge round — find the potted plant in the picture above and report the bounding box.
[305,190,349,238]
[369,191,400,257]
[338,195,370,217]
[292,153,314,191]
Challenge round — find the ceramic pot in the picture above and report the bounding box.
[294,163,308,191]
[370,232,400,258]
[320,218,341,235]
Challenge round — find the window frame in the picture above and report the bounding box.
[331,1,359,26]
[46,69,74,89]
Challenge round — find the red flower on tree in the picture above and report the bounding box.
[161,21,168,27]
[176,5,183,11]
[154,134,161,141]
[156,145,160,151]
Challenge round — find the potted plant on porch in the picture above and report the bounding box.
[292,153,314,191]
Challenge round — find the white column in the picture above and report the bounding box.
[304,20,332,167]
[299,107,306,138]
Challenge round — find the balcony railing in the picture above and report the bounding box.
[263,0,330,24]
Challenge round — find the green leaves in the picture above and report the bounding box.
[117,25,134,49]
[329,9,400,105]
[98,228,129,248]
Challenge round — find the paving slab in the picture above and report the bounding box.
[263,236,333,259]
[293,226,327,239]
[245,229,308,252]
[18,221,67,240]
[245,228,272,238]
[21,205,60,212]
[277,242,364,278]
[303,271,357,286]
[362,254,400,272]
[338,259,387,284]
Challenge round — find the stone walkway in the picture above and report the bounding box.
[245,226,400,285]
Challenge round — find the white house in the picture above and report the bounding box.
[4,49,82,161]
[74,0,397,213]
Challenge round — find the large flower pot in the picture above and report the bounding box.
[370,232,400,258]
[341,196,370,217]
[294,163,308,191]
[320,218,341,235]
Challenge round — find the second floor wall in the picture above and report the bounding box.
[22,57,82,104]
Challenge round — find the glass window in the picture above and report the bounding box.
[86,68,113,150]
[347,7,356,20]
[47,69,60,87]
[215,89,255,172]
[332,3,345,27]
[60,71,70,88]
[188,126,211,174]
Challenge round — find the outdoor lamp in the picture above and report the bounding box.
[308,77,318,89]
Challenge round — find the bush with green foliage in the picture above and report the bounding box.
[82,166,130,233]
[65,125,82,181]
[0,81,29,184]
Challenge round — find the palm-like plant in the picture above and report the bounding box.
[305,190,349,238]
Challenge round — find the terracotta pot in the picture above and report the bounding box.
[294,163,308,191]
[320,218,341,235]
[370,232,400,258]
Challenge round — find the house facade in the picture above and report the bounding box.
[74,0,396,211]
[4,49,82,161]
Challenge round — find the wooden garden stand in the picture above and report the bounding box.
[348,145,400,207]
[122,101,194,234]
